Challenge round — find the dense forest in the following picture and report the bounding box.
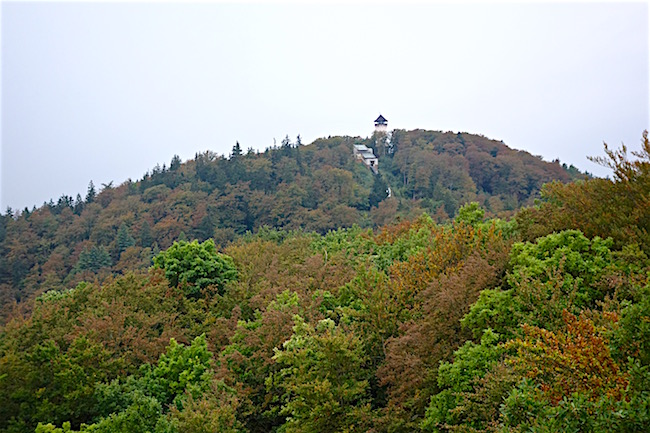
[0,129,584,317]
[4,130,646,433]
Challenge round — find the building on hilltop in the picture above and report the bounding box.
[374,114,388,133]
[353,144,378,174]
[373,114,393,156]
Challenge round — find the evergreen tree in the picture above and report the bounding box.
[280,135,292,157]
[170,154,182,171]
[228,142,245,183]
[139,220,154,248]
[74,245,112,273]
[296,135,304,174]
[73,194,84,215]
[56,195,73,212]
[116,223,136,254]
[231,142,242,159]
[85,181,96,204]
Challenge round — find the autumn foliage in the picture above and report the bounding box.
[509,311,629,405]
[0,132,648,433]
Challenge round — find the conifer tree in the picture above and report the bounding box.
[170,154,182,171]
[116,223,136,254]
[73,194,84,215]
[137,220,153,248]
[231,141,242,158]
[85,181,96,204]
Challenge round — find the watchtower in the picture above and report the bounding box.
[374,114,388,133]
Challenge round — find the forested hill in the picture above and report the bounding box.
[0,129,585,313]
[0,132,648,433]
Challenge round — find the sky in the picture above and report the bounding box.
[1,0,649,211]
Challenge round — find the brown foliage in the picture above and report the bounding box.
[226,236,355,316]
[76,271,186,370]
[378,227,511,426]
[508,310,629,405]
[387,223,506,310]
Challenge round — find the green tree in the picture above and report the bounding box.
[295,135,304,174]
[139,334,213,409]
[73,194,85,215]
[85,181,96,204]
[0,335,113,433]
[455,201,484,225]
[368,174,388,209]
[461,230,616,339]
[74,245,112,273]
[139,220,154,248]
[116,224,136,255]
[152,239,238,298]
[170,154,182,171]
[228,142,245,184]
[270,316,372,433]
[83,391,173,433]
[231,141,243,158]
[422,329,506,432]
[37,335,215,433]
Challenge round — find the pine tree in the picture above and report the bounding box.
[117,223,136,254]
[74,194,85,215]
[170,154,182,171]
[231,142,242,159]
[85,181,96,204]
[229,142,245,183]
[139,220,154,248]
[296,135,304,174]
[75,245,112,273]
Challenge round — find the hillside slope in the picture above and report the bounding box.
[0,130,585,315]
[0,129,647,433]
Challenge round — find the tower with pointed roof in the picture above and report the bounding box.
[374,114,388,133]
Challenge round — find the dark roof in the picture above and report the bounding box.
[374,114,387,124]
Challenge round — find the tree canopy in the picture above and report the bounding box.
[0,130,585,316]
[2,131,646,433]
[152,239,238,298]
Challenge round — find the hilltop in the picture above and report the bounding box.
[0,129,586,314]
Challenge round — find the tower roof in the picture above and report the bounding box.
[374,114,387,124]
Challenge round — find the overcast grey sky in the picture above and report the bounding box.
[2,1,649,211]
